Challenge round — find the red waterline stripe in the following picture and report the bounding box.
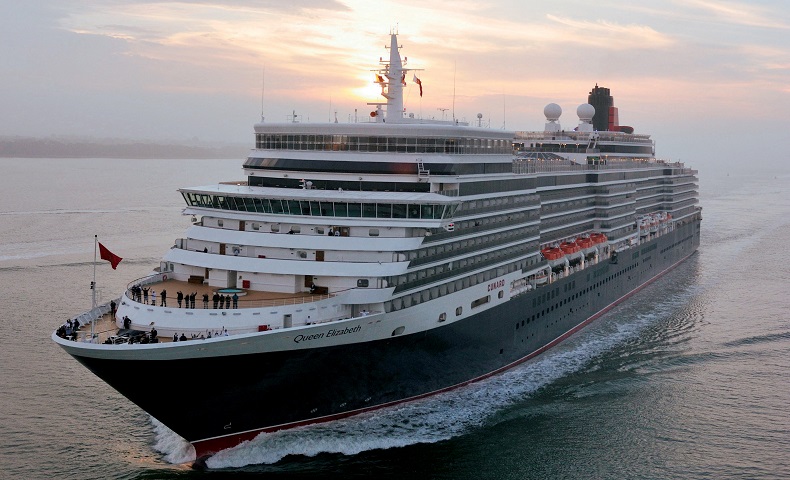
[192,251,697,460]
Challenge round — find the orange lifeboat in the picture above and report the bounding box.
[559,241,580,254]
[590,233,607,244]
[541,247,565,261]
[576,237,594,249]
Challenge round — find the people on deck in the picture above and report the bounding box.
[177,291,183,308]
[232,293,239,308]
[202,293,209,309]
[142,287,149,303]
[160,290,167,307]
[190,292,197,309]
[179,333,187,341]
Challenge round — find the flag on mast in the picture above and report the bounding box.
[412,74,423,97]
[98,242,123,269]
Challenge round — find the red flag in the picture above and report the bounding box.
[99,242,122,270]
[412,74,422,97]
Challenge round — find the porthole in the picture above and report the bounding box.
[392,326,405,336]
[456,306,463,316]
[438,312,447,322]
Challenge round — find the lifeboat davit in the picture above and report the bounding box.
[559,241,580,254]
[541,247,565,261]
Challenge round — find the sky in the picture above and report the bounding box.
[2,0,790,171]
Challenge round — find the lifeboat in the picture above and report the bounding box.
[541,247,565,261]
[576,237,594,249]
[559,241,580,254]
[590,233,607,244]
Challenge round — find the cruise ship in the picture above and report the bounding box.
[53,33,701,462]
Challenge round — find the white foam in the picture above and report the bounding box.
[150,417,196,464]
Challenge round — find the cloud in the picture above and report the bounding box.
[680,0,790,29]
[545,14,676,49]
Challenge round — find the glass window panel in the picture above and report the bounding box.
[392,203,407,218]
[320,201,334,216]
[407,204,421,219]
[377,203,392,218]
[347,203,362,217]
[288,200,303,215]
[271,199,285,214]
[310,201,321,216]
[362,203,376,217]
[334,202,348,217]
[421,204,434,218]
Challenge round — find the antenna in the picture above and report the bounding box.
[452,61,457,122]
[261,65,266,123]
[503,93,506,130]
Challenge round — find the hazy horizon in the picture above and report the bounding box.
[3,1,790,173]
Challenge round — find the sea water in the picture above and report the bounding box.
[1,158,788,479]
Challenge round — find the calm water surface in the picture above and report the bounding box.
[1,158,788,479]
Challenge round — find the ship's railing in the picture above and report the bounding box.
[124,274,350,309]
[514,131,653,143]
[512,159,687,175]
[55,298,119,343]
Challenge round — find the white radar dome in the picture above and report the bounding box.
[544,103,562,121]
[577,103,595,121]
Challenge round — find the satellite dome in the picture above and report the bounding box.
[544,103,562,121]
[577,103,595,121]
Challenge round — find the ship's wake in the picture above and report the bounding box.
[150,286,691,469]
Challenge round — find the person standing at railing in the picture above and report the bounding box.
[202,293,209,309]
[142,287,149,304]
[151,290,156,306]
[232,293,239,308]
[160,289,167,307]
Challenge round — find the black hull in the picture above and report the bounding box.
[70,219,701,456]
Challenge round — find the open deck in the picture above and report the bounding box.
[126,277,330,309]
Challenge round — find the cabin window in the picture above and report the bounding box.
[270,224,280,233]
[456,306,463,316]
[357,279,369,287]
[217,219,224,227]
[369,228,380,237]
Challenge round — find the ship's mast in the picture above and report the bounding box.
[384,33,404,122]
[370,32,409,123]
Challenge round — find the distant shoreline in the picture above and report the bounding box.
[0,137,248,159]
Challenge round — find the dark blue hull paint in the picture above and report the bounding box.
[71,218,701,456]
